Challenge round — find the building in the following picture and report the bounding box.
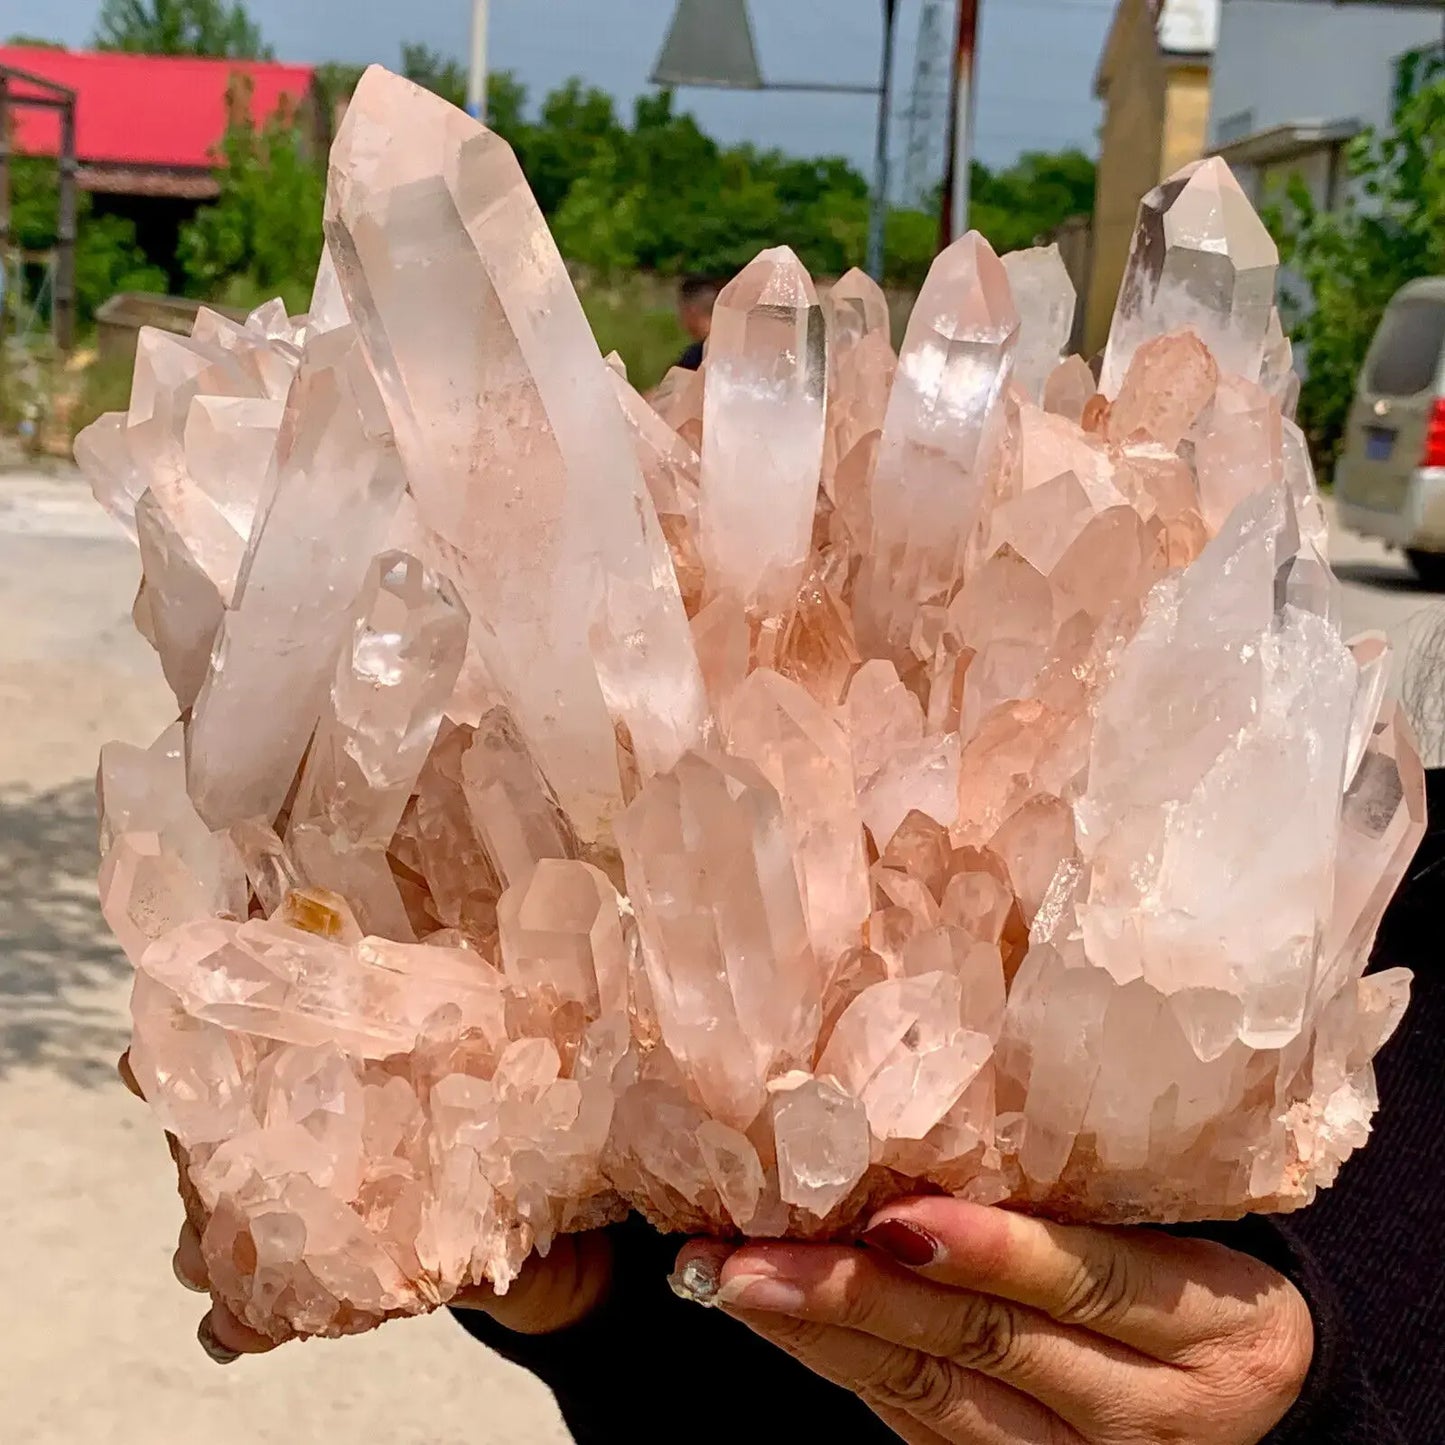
[1,45,324,280]
[1207,0,1444,213]
[1084,1,1220,356]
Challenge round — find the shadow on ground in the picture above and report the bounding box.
[0,778,128,1085]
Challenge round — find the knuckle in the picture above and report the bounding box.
[945,1295,1028,1376]
[1057,1239,1138,1328]
[866,1346,959,1422]
[1183,1281,1315,1422]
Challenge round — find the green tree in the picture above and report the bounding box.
[1270,50,1445,473]
[401,42,467,111]
[94,0,272,59]
[177,109,324,314]
[4,156,166,326]
[970,149,1096,254]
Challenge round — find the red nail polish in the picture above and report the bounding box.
[862,1219,940,1268]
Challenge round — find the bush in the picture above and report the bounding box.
[177,106,325,307]
[1269,50,1445,475]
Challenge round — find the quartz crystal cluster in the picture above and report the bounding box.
[82,68,1424,1345]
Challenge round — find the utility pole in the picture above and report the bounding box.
[865,0,900,283]
[940,0,980,247]
[466,0,489,121]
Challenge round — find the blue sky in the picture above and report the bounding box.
[26,0,1113,178]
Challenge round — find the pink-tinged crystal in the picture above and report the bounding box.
[1193,374,1284,532]
[328,67,702,844]
[723,670,870,963]
[1100,157,1278,396]
[617,752,822,1129]
[1107,330,1218,449]
[461,707,579,892]
[770,1074,870,1218]
[292,551,468,846]
[695,1119,765,1228]
[98,723,248,964]
[1002,245,1076,402]
[498,858,631,1023]
[1041,354,1096,422]
[187,326,407,829]
[700,247,826,613]
[101,106,1421,1346]
[133,489,226,710]
[818,973,991,1141]
[856,233,1018,657]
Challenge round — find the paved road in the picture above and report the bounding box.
[0,470,567,1445]
[1,468,1441,1444]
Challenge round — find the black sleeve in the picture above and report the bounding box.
[1187,1215,1405,1445]
[452,1213,893,1445]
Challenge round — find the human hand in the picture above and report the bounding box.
[675,1196,1313,1445]
[118,1051,612,1363]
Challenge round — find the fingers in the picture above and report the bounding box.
[173,1222,208,1293]
[863,1198,1266,1361]
[455,1231,613,1335]
[200,1302,277,1363]
[729,1309,1075,1445]
[711,1242,1147,1432]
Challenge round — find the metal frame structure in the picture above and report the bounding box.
[0,61,79,352]
[651,0,900,282]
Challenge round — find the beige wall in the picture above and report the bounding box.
[1084,0,1167,356]
[1162,65,1212,178]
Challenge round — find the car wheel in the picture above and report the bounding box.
[1406,550,1445,590]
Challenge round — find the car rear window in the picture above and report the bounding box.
[1367,297,1445,396]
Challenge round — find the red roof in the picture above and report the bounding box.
[1,45,315,171]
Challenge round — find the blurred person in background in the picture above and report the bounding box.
[675,275,722,371]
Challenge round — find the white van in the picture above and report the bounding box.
[1334,277,1445,588]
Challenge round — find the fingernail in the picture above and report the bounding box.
[668,1256,722,1306]
[197,1314,240,1365]
[172,1250,208,1294]
[862,1218,941,1268]
[715,1274,807,1314]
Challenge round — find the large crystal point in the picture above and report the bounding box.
[1076,486,1356,1048]
[856,233,1019,657]
[187,326,406,828]
[616,752,822,1129]
[1100,157,1278,396]
[699,247,826,614]
[1002,244,1076,402]
[98,724,247,964]
[722,669,870,962]
[291,551,469,845]
[327,67,705,843]
[133,489,226,710]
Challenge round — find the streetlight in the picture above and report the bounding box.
[651,0,901,283]
[466,0,489,120]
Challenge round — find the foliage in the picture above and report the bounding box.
[176,111,325,311]
[970,149,1097,254]
[4,156,167,328]
[69,354,137,440]
[580,275,691,392]
[94,0,272,59]
[1268,50,1445,474]
[402,43,468,112]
